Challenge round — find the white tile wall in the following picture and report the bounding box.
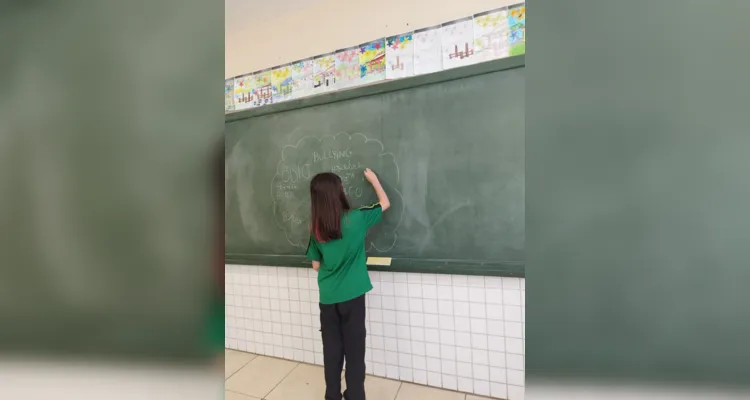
[225,264,525,400]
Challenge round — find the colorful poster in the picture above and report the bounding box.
[335,47,361,89]
[413,26,442,75]
[233,74,256,110]
[225,79,234,112]
[254,69,274,107]
[272,64,293,103]
[359,39,386,84]
[386,33,414,80]
[291,58,314,99]
[507,3,526,56]
[441,18,476,70]
[474,8,510,62]
[313,53,336,94]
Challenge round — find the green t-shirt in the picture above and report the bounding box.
[305,203,382,304]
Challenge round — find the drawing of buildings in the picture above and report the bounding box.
[391,56,404,71]
[279,77,294,97]
[448,43,475,59]
[343,66,359,81]
[337,61,359,82]
[237,90,254,104]
[225,92,234,111]
[293,72,312,89]
[235,88,254,105]
[254,84,273,106]
[364,53,386,75]
[488,30,509,50]
[476,29,510,59]
[314,66,335,88]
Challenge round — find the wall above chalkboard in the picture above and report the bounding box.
[225,3,526,113]
[225,56,525,277]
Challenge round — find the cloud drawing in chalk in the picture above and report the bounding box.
[271,132,404,252]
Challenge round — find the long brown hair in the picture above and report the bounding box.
[310,172,351,242]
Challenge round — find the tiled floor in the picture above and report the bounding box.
[225,349,500,400]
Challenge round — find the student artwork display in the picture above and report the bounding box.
[225,79,235,112]
[225,2,525,113]
[413,26,442,75]
[508,3,526,56]
[233,74,256,111]
[359,39,386,84]
[313,53,336,94]
[272,65,293,103]
[441,18,476,70]
[474,8,510,62]
[335,47,361,89]
[385,33,414,80]
[254,69,274,106]
[291,59,314,99]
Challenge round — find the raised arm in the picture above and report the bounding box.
[364,168,390,211]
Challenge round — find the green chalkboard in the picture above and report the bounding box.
[225,56,524,276]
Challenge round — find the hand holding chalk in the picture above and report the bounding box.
[364,168,379,184]
[364,168,390,211]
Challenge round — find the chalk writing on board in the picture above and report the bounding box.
[271,132,404,252]
[313,149,353,163]
[278,163,311,183]
[281,211,304,226]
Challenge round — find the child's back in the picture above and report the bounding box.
[306,169,389,400]
[306,204,381,305]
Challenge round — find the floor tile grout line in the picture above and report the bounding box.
[397,379,480,399]
[225,354,260,381]
[229,352,503,399]
[262,361,301,400]
[225,389,261,399]
[392,381,403,400]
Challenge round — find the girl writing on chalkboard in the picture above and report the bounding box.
[306,168,389,400]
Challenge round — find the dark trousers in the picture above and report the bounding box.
[319,294,366,400]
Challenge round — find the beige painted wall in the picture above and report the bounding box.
[225,0,519,78]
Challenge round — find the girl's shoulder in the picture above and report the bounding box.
[343,208,366,223]
[347,203,382,227]
[343,208,362,220]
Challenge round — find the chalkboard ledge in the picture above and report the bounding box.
[225,254,524,277]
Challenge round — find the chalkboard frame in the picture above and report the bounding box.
[225,55,525,278]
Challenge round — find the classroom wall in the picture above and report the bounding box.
[226,265,525,399]
[225,1,525,398]
[225,0,520,78]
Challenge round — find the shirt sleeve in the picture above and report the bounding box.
[359,203,383,229]
[305,237,322,261]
